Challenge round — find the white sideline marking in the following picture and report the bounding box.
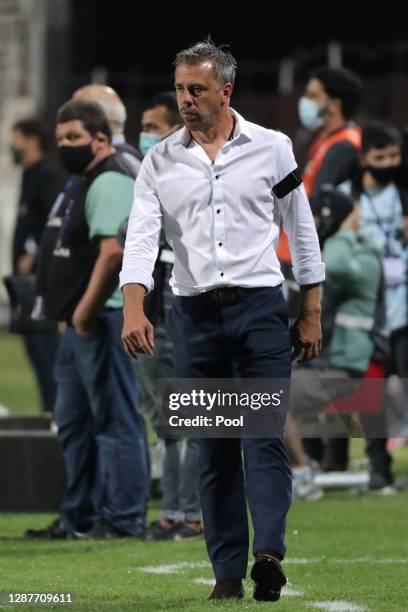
[282,586,305,597]
[138,557,408,575]
[286,557,408,565]
[331,558,407,564]
[193,578,304,597]
[139,561,210,574]
[309,602,366,612]
[194,578,215,586]
[286,558,317,564]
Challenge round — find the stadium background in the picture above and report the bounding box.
[0,2,408,610]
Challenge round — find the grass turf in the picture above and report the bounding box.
[1,335,408,610]
[1,491,408,611]
[0,332,41,414]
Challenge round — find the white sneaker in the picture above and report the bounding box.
[0,404,10,417]
[292,466,324,501]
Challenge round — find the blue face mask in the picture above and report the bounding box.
[139,132,162,156]
[298,97,324,130]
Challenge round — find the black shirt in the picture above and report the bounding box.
[12,159,64,270]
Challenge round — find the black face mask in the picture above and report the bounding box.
[58,143,95,175]
[366,164,401,186]
[10,146,24,165]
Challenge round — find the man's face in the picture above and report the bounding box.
[175,62,232,131]
[362,144,402,169]
[55,119,108,174]
[9,129,36,165]
[55,119,93,148]
[304,78,333,119]
[141,105,172,137]
[10,129,27,153]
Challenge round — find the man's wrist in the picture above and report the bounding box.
[73,301,94,325]
[299,283,321,317]
[300,306,321,315]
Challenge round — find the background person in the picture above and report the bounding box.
[119,92,202,541]
[288,186,394,492]
[72,84,143,173]
[9,117,64,414]
[138,91,182,155]
[26,100,148,540]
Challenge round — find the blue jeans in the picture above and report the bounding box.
[23,332,58,413]
[161,438,201,523]
[135,326,201,522]
[54,309,148,535]
[169,286,292,580]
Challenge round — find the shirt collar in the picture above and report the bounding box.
[178,107,252,147]
[112,134,126,145]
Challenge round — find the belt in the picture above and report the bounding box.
[189,286,261,306]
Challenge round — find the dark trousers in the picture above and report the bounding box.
[54,309,148,534]
[169,286,292,580]
[23,332,58,413]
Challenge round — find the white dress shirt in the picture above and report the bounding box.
[120,108,324,296]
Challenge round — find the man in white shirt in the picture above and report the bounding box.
[120,38,324,602]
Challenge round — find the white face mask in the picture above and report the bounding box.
[298,97,324,130]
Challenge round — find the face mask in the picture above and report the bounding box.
[298,97,324,130]
[365,164,401,186]
[139,133,162,156]
[58,143,95,175]
[10,147,24,165]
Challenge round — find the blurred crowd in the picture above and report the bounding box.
[4,63,408,541]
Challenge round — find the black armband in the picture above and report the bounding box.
[273,168,302,199]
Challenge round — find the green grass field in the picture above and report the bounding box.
[0,332,41,414]
[1,491,408,611]
[1,333,408,610]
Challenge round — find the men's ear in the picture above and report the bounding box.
[329,97,342,115]
[222,82,233,100]
[95,131,108,144]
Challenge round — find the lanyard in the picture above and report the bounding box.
[363,189,401,255]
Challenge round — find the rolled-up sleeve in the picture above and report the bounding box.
[274,137,325,286]
[119,153,162,292]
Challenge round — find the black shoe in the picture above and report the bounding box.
[209,579,244,600]
[251,552,287,602]
[369,471,396,494]
[24,518,83,540]
[85,518,144,540]
[145,520,180,541]
[369,471,393,488]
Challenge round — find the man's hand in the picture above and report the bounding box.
[292,283,322,362]
[72,306,99,336]
[122,311,155,358]
[340,202,360,232]
[290,311,322,362]
[16,253,36,275]
[58,321,67,335]
[122,284,155,358]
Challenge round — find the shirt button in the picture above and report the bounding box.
[219,242,222,247]
[215,175,219,179]
[216,209,221,214]
[220,272,224,277]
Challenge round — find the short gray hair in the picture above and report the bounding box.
[96,97,127,132]
[72,85,127,134]
[174,36,237,85]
